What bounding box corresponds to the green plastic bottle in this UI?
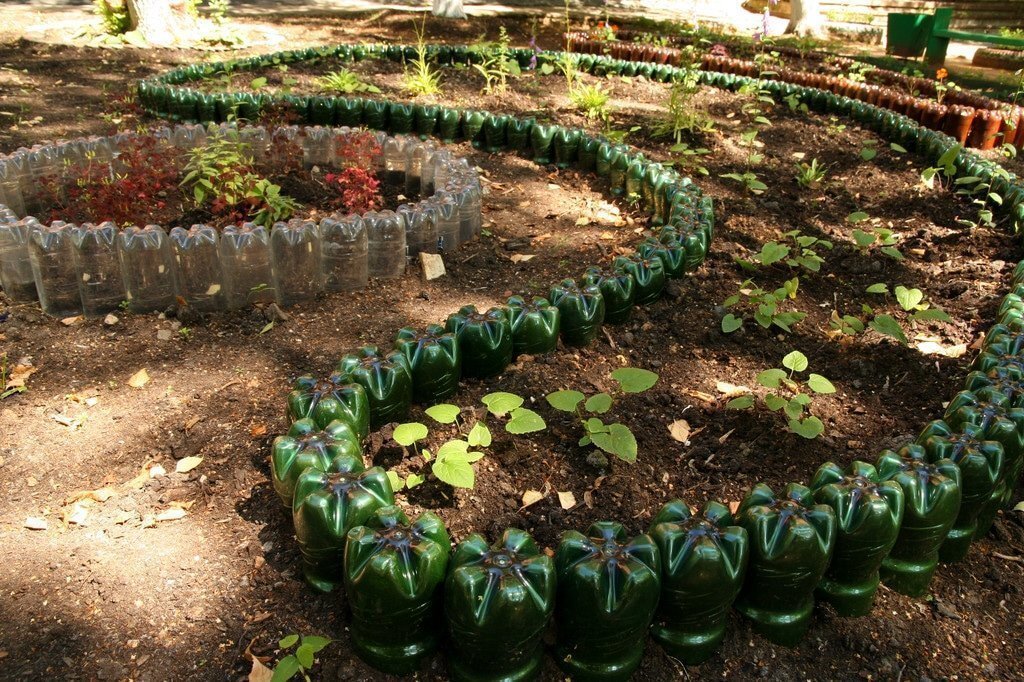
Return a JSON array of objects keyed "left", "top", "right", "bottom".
[
  {"left": 292, "top": 466, "right": 394, "bottom": 592},
  {"left": 482, "top": 113, "right": 509, "bottom": 153},
  {"left": 735, "top": 483, "right": 836, "bottom": 646},
  {"left": 613, "top": 254, "right": 666, "bottom": 306},
  {"left": 414, "top": 104, "right": 440, "bottom": 139},
  {"left": 362, "top": 99, "right": 388, "bottom": 130},
  {"left": 506, "top": 295, "right": 560, "bottom": 356},
  {"left": 549, "top": 278, "right": 606, "bottom": 347},
  {"left": 582, "top": 266, "right": 635, "bottom": 325},
  {"left": 336, "top": 346, "right": 414, "bottom": 429},
  {"left": 506, "top": 117, "right": 534, "bottom": 153},
  {"left": 287, "top": 373, "right": 371, "bottom": 442},
  {"left": 577, "top": 136, "right": 601, "bottom": 172},
  {"left": 553, "top": 127, "right": 582, "bottom": 169},
  {"left": 271, "top": 418, "right": 364, "bottom": 508},
  {"left": 344, "top": 506, "right": 450, "bottom": 674},
  {"left": 918, "top": 420, "right": 1004, "bottom": 562},
  {"left": 387, "top": 102, "right": 415, "bottom": 135},
  {"left": 554, "top": 522, "right": 661, "bottom": 681},
  {"left": 648, "top": 500, "right": 748, "bottom": 664},
  {"left": 875, "top": 445, "right": 961, "bottom": 597},
  {"left": 445, "top": 305, "right": 514, "bottom": 378},
  {"left": 809, "top": 461, "right": 904, "bottom": 617},
  {"left": 963, "top": 366, "right": 1024, "bottom": 409},
  {"left": 462, "top": 109, "right": 487, "bottom": 147},
  {"left": 445, "top": 529, "right": 555, "bottom": 682},
  {"left": 394, "top": 324, "right": 462, "bottom": 404},
  {"left": 530, "top": 123, "right": 556, "bottom": 165},
  {"left": 638, "top": 237, "right": 687, "bottom": 279},
  {"left": 336, "top": 97, "right": 363, "bottom": 126},
  {"left": 609, "top": 153, "right": 629, "bottom": 197},
  {"left": 309, "top": 96, "right": 335, "bottom": 125},
  {"left": 438, "top": 108, "right": 462, "bottom": 142}
]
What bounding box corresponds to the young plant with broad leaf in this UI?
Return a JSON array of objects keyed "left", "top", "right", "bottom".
[
  {"left": 727, "top": 350, "right": 835, "bottom": 439},
  {"left": 545, "top": 368, "right": 658, "bottom": 463},
  {"left": 721, "top": 277, "right": 806, "bottom": 334},
  {"left": 270, "top": 633, "right": 331, "bottom": 682}
]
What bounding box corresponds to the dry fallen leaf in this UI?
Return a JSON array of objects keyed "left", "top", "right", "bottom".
[
  {"left": 175, "top": 456, "right": 203, "bottom": 474},
  {"left": 60, "top": 316, "right": 83, "bottom": 326},
  {"left": 250, "top": 424, "right": 268, "bottom": 438},
  {"left": 718, "top": 428, "right": 735, "bottom": 444},
  {"left": 728, "top": 500, "right": 741, "bottom": 514},
  {"left": 24, "top": 516, "right": 47, "bottom": 530},
  {"left": 558, "top": 491, "right": 576, "bottom": 510},
  {"left": 127, "top": 369, "right": 150, "bottom": 388},
  {"left": 66, "top": 487, "right": 117, "bottom": 504},
  {"left": 155, "top": 507, "right": 187, "bottom": 522},
  {"left": 5, "top": 362, "right": 36, "bottom": 390},
  {"left": 575, "top": 216, "right": 591, "bottom": 226},
  {"left": 668, "top": 419, "right": 691, "bottom": 443},
  {"left": 915, "top": 341, "right": 967, "bottom": 358},
  {"left": 509, "top": 254, "right": 536, "bottom": 263},
  {"left": 716, "top": 381, "right": 751, "bottom": 397},
  {"left": 521, "top": 490, "right": 544, "bottom": 508},
  {"left": 248, "top": 655, "right": 274, "bottom": 682}
]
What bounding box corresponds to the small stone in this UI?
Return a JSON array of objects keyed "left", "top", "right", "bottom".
[
  {"left": 60, "top": 315, "right": 83, "bottom": 326},
  {"left": 420, "top": 252, "right": 446, "bottom": 281},
  {"left": 103, "top": 314, "right": 119, "bottom": 326},
  {"left": 156, "top": 329, "right": 172, "bottom": 341}
]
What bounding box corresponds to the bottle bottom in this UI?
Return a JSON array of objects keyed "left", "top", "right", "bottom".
[
  {"left": 880, "top": 554, "right": 938, "bottom": 598},
  {"left": 815, "top": 572, "right": 880, "bottom": 617},
  {"left": 735, "top": 596, "right": 814, "bottom": 647}
]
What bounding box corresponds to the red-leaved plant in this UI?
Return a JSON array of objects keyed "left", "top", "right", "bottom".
[
  {"left": 326, "top": 131, "right": 383, "bottom": 213},
  {"left": 36, "top": 135, "right": 183, "bottom": 226}
]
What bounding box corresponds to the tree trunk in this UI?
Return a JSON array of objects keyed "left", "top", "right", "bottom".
[
  {"left": 126, "top": 0, "right": 201, "bottom": 46},
  {"left": 786, "top": 0, "right": 826, "bottom": 37},
  {"left": 432, "top": 0, "right": 466, "bottom": 20}
]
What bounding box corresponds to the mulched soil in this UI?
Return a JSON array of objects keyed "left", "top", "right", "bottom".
[{"left": 1, "top": 11, "right": 1023, "bottom": 682}]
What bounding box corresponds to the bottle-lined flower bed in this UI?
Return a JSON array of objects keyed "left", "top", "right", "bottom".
[
  {"left": 565, "top": 31, "right": 1024, "bottom": 151},
  {"left": 0, "top": 123, "right": 482, "bottom": 316}
]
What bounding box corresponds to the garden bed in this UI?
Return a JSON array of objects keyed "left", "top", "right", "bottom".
[{"left": 1, "top": 13, "right": 1024, "bottom": 682}]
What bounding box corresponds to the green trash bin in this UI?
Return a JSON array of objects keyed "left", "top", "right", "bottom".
[{"left": 886, "top": 13, "right": 934, "bottom": 59}]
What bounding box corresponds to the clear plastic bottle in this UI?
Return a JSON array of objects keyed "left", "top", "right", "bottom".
[
  {"left": 365, "top": 210, "right": 407, "bottom": 279},
  {"left": 239, "top": 125, "right": 269, "bottom": 164},
  {"left": 421, "top": 148, "right": 449, "bottom": 198},
  {"left": 405, "top": 140, "right": 435, "bottom": 197},
  {"left": 432, "top": 192, "right": 461, "bottom": 253},
  {"left": 0, "top": 160, "right": 26, "bottom": 217},
  {"left": 397, "top": 203, "right": 438, "bottom": 260},
  {"left": 70, "top": 221, "right": 125, "bottom": 317},
  {"left": 271, "top": 219, "right": 323, "bottom": 305},
  {"left": 29, "top": 220, "right": 81, "bottom": 317},
  {"left": 118, "top": 224, "right": 178, "bottom": 313},
  {"left": 219, "top": 222, "right": 277, "bottom": 309},
  {"left": 320, "top": 213, "right": 368, "bottom": 292},
  {"left": 0, "top": 217, "right": 39, "bottom": 302},
  {"left": 170, "top": 224, "right": 226, "bottom": 311},
  {"left": 456, "top": 184, "right": 483, "bottom": 243},
  {"left": 303, "top": 126, "right": 334, "bottom": 168},
  {"left": 4, "top": 155, "right": 29, "bottom": 217},
  {"left": 384, "top": 136, "right": 407, "bottom": 187}
]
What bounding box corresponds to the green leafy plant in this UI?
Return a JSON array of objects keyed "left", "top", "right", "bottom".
[
  {"left": 727, "top": 350, "right": 835, "bottom": 439},
  {"left": 721, "top": 277, "right": 805, "bottom": 333},
  {"left": 271, "top": 633, "right": 331, "bottom": 682},
  {"left": 668, "top": 142, "right": 711, "bottom": 176},
  {"left": 720, "top": 170, "right": 767, "bottom": 194},
  {"left": 569, "top": 82, "right": 612, "bottom": 122},
  {"left": 794, "top": 158, "right": 826, "bottom": 187},
  {"left": 859, "top": 138, "right": 878, "bottom": 161},
  {"left": 950, "top": 164, "right": 1011, "bottom": 230},
  {"left": 316, "top": 69, "right": 380, "bottom": 94},
  {"left": 403, "top": 17, "right": 443, "bottom": 97},
  {"left": 481, "top": 392, "right": 547, "bottom": 434},
  {"left": 783, "top": 92, "right": 809, "bottom": 114},
  {"left": 92, "top": 0, "right": 130, "bottom": 35},
  {"left": 847, "top": 283, "right": 952, "bottom": 345},
  {"left": 920, "top": 144, "right": 961, "bottom": 189},
  {"left": 657, "top": 63, "right": 712, "bottom": 142},
  {"left": 848, "top": 211, "right": 903, "bottom": 260},
  {"left": 545, "top": 368, "right": 658, "bottom": 463},
  {"left": 471, "top": 26, "right": 521, "bottom": 94},
  {"left": 736, "top": 230, "right": 833, "bottom": 273}
]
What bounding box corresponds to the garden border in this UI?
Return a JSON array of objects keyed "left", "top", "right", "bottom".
[{"left": 134, "top": 42, "right": 1024, "bottom": 678}]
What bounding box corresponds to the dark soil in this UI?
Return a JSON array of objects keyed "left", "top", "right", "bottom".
[{"left": 2, "top": 11, "right": 1024, "bottom": 682}]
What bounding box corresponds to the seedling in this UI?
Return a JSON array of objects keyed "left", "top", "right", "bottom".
[
  {"left": 736, "top": 230, "right": 833, "bottom": 273},
  {"left": 315, "top": 69, "right": 380, "bottom": 95},
  {"left": 545, "top": 368, "right": 658, "bottom": 463},
  {"left": 848, "top": 211, "right": 903, "bottom": 260},
  {"left": 859, "top": 139, "right": 878, "bottom": 161},
  {"left": 719, "top": 170, "right": 767, "bottom": 194},
  {"left": 727, "top": 350, "right": 835, "bottom": 439},
  {"left": 271, "top": 633, "right": 331, "bottom": 682},
  {"left": 721, "top": 277, "right": 806, "bottom": 333},
  {"left": 403, "top": 17, "right": 443, "bottom": 97},
  {"left": 861, "top": 283, "right": 952, "bottom": 344},
  {"left": 668, "top": 142, "right": 711, "bottom": 176},
  {"left": 471, "top": 27, "right": 521, "bottom": 94},
  {"left": 794, "top": 158, "right": 826, "bottom": 187}
]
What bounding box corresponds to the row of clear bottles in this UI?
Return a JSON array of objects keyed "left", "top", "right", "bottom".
[{"left": 0, "top": 126, "right": 482, "bottom": 316}]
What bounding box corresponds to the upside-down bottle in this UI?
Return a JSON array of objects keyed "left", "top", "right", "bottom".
[
  {"left": 271, "top": 219, "right": 323, "bottom": 306},
  {"left": 70, "top": 222, "right": 125, "bottom": 317},
  {"left": 218, "top": 222, "right": 277, "bottom": 309},
  {"left": 0, "top": 216, "right": 39, "bottom": 302},
  {"left": 320, "top": 213, "right": 368, "bottom": 292},
  {"left": 29, "top": 220, "right": 81, "bottom": 317},
  {"left": 364, "top": 210, "right": 406, "bottom": 279},
  {"left": 170, "top": 224, "right": 226, "bottom": 311},
  {"left": 118, "top": 224, "right": 178, "bottom": 313}
]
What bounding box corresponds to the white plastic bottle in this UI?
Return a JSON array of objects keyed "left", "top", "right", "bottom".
[
  {"left": 364, "top": 210, "right": 406, "bottom": 279},
  {"left": 0, "top": 217, "right": 39, "bottom": 302},
  {"left": 29, "top": 220, "right": 81, "bottom": 317},
  {"left": 271, "top": 219, "right": 323, "bottom": 305},
  {"left": 70, "top": 222, "right": 125, "bottom": 317},
  {"left": 219, "top": 222, "right": 278, "bottom": 309},
  {"left": 170, "top": 224, "right": 226, "bottom": 311},
  {"left": 320, "top": 213, "right": 368, "bottom": 292}
]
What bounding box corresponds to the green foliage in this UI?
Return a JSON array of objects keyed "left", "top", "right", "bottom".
[
  {"left": 424, "top": 403, "right": 460, "bottom": 424},
  {"left": 391, "top": 413, "right": 487, "bottom": 490},
  {"left": 721, "top": 277, "right": 805, "bottom": 333},
  {"left": 668, "top": 142, "right": 711, "bottom": 176},
  {"left": 832, "top": 283, "right": 951, "bottom": 345},
  {"left": 316, "top": 69, "right": 380, "bottom": 94},
  {"left": 794, "top": 158, "right": 826, "bottom": 187},
  {"left": 859, "top": 139, "right": 878, "bottom": 161},
  {"left": 545, "top": 368, "right": 659, "bottom": 463},
  {"left": 920, "top": 144, "right": 962, "bottom": 189},
  {"left": 248, "top": 178, "right": 300, "bottom": 228},
  {"left": 569, "top": 83, "right": 612, "bottom": 122},
  {"left": 403, "top": 17, "right": 443, "bottom": 97},
  {"left": 735, "top": 230, "right": 832, "bottom": 273},
  {"left": 720, "top": 170, "right": 767, "bottom": 194},
  {"left": 848, "top": 211, "right": 903, "bottom": 260},
  {"left": 727, "top": 350, "right": 834, "bottom": 439},
  {"left": 92, "top": 0, "right": 130, "bottom": 35},
  {"left": 471, "top": 26, "right": 521, "bottom": 94},
  {"left": 272, "top": 633, "right": 330, "bottom": 682},
  {"left": 657, "top": 63, "right": 712, "bottom": 142}
]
